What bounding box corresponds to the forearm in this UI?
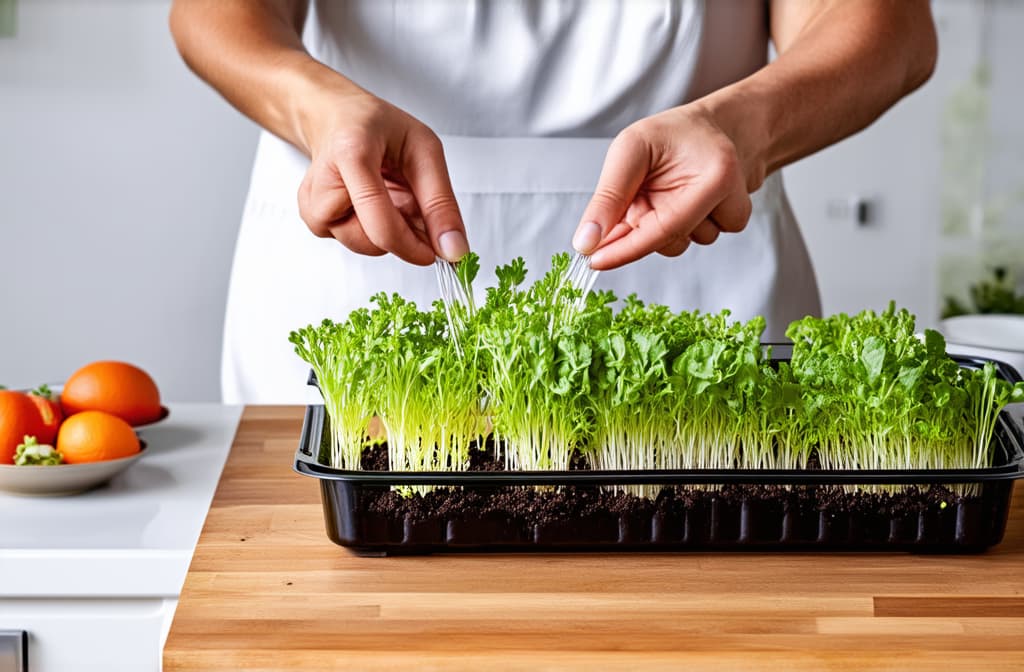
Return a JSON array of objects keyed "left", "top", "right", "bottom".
[
  {"left": 699, "top": 0, "right": 937, "bottom": 191},
  {"left": 169, "top": 0, "right": 357, "bottom": 155}
]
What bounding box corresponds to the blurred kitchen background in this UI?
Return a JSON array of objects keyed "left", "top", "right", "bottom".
[{"left": 1, "top": 0, "right": 1022, "bottom": 401}]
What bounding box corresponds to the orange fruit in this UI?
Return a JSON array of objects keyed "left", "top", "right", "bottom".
[
  {"left": 57, "top": 411, "right": 140, "bottom": 464},
  {"left": 61, "top": 361, "right": 162, "bottom": 426},
  {"left": 0, "top": 390, "right": 49, "bottom": 464}
]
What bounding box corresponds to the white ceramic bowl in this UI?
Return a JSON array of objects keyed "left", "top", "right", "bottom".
[
  {"left": 941, "top": 314, "right": 1024, "bottom": 381},
  {"left": 134, "top": 406, "right": 170, "bottom": 429},
  {"left": 0, "top": 444, "right": 146, "bottom": 496},
  {"left": 941, "top": 314, "right": 1024, "bottom": 352}
]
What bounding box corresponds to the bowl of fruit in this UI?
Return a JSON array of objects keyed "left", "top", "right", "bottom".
[{"left": 0, "top": 361, "right": 165, "bottom": 496}]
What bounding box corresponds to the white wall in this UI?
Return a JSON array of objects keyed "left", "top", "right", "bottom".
[
  {"left": 0, "top": 0, "right": 258, "bottom": 401},
  {"left": 785, "top": 1, "right": 1023, "bottom": 327},
  {"left": 0, "top": 1, "right": 1018, "bottom": 401}
]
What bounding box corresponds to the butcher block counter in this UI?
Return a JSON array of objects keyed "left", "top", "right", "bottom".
[{"left": 164, "top": 406, "right": 1024, "bottom": 671}]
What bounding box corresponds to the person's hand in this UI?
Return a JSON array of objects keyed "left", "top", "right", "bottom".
[
  {"left": 298, "top": 91, "right": 468, "bottom": 265},
  {"left": 572, "top": 104, "right": 758, "bottom": 270}
]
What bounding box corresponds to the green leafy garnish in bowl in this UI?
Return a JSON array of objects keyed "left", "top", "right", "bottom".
[{"left": 14, "top": 436, "right": 64, "bottom": 466}]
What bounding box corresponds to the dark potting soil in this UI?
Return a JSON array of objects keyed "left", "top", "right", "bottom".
[
  {"left": 355, "top": 442, "right": 971, "bottom": 527},
  {"left": 362, "top": 481, "right": 968, "bottom": 524}
]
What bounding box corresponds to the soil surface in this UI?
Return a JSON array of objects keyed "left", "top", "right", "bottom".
[
  {"left": 362, "top": 481, "right": 968, "bottom": 524},
  {"left": 356, "top": 442, "right": 972, "bottom": 528}
]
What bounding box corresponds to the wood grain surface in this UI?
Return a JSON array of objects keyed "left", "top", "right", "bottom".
[{"left": 164, "top": 406, "right": 1024, "bottom": 671}]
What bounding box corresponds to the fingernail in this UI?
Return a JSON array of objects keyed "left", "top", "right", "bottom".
[
  {"left": 572, "top": 221, "right": 602, "bottom": 254},
  {"left": 438, "top": 230, "right": 470, "bottom": 262}
]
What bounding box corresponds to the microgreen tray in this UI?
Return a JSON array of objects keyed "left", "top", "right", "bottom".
[{"left": 295, "top": 354, "right": 1024, "bottom": 555}]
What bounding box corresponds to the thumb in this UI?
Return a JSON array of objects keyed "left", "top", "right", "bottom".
[
  {"left": 573, "top": 130, "right": 650, "bottom": 255},
  {"left": 403, "top": 132, "right": 469, "bottom": 262}
]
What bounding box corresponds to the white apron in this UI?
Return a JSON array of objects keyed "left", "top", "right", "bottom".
[{"left": 222, "top": 0, "right": 821, "bottom": 404}]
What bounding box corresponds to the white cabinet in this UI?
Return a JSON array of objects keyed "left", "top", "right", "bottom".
[
  {"left": 1, "top": 599, "right": 175, "bottom": 672},
  {"left": 0, "top": 405, "right": 242, "bottom": 672}
]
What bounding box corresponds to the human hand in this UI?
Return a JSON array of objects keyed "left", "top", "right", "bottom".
[
  {"left": 298, "top": 91, "right": 468, "bottom": 265},
  {"left": 572, "top": 104, "right": 757, "bottom": 270}
]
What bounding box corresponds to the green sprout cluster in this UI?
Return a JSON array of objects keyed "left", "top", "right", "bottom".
[
  {"left": 291, "top": 292, "right": 483, "bottom": 476},
  {"left": 291, "top": 254, "right": 1024, "bottom": 494},
  {"left": 787, "top": 306, "right": 1023, "bottom": 472},
  {"left": 943, "top": 267, "right": 1024, "bottom": 318}
]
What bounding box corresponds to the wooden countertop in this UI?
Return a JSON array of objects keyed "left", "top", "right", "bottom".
[{"left": 165, "top": 406, "right": 1024, "bottom": 671}]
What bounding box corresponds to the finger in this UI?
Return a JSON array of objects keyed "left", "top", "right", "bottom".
[
  {"left": 299, "top": 162, "right": 355, "bottom": 237},
  {"left": 299, "top": 162, "right": 387, "bottom": 255},
  {"left": 600, "top": 222, "right": 634, "bottom": 248},
  {"left": 657, "top": 235, "right": 691, "bottom": 258},
  {"left": 328, "top": 220, "right": 388, "bottom": 257},
  {"left": 573, "top": 129, "right": 649, "bottom": 254},
  {"left": 406, "top": 213, "right": 430, "bottom": 246},
  {"left": 386, "top": 180, "right": 422, "bottom": 220},
  {"left": 708, "top": 184, "right": 752, "bottom": 233},
  {"left": 403, "top": 132, "right": 469, "bottom": 262},
  {"left": 297, "top": 170, "right": 328, "bottom": 237},
  {"left": 590, "top": 183, "right": 723, "bottom": 270},
  {"left": 339, "top": 149, "right": 435, "bottom": 266},
  {"left": 385, "top": 182, "right": 430, "bottom": 245},
  {"left": 689, "top": 219, "right": 720, "bottom": 246}
]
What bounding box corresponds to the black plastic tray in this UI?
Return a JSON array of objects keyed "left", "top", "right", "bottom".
[{"left": 295, "top": 354, "right": 1024, "bottom": 555}]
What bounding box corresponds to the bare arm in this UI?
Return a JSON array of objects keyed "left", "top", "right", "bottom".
[
  {"left": 574, "top": 0, "right": 937, "bottom": 269},
  {"left": 718, "top": 0, "right": 938, "bottom": 186},
  {"left": 169, "top": 0, "right": 469, "bottom": 265}
]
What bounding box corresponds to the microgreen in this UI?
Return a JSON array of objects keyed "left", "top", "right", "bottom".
[{"left": 292, "top": 261, "right": 1024, "bottom": 499}]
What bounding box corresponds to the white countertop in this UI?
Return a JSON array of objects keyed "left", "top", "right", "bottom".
[{"left": 0, "top": 404, "right": 242, "bottom": 598}]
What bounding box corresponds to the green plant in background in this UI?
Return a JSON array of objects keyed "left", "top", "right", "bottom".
[
  {"left": 0, "top": 0, "right": 15, "bottom": 39},
  {"left": 942, "top": 267, "right": 1024, "bottom": 318},
  {"left": 291, "top": 256, "right": 1024, "bottom": 498},
  {"left": 937, "top": 6, "right": 1024, "bottom": 320}
]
